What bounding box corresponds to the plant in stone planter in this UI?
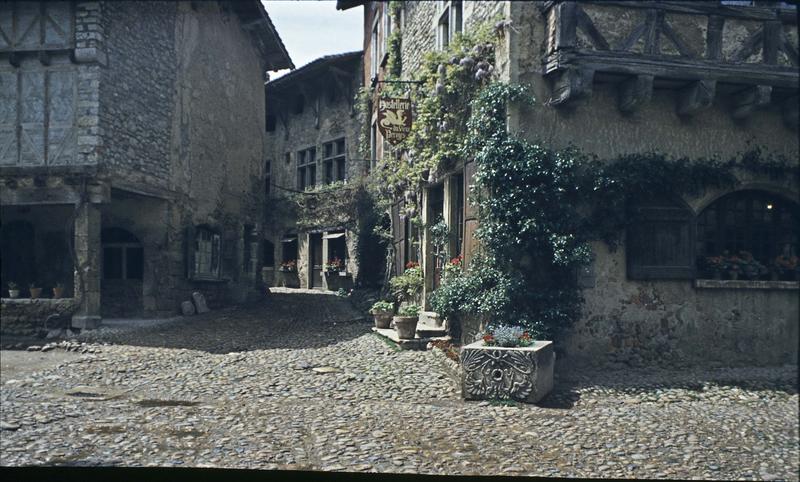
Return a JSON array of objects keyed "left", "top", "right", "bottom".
[
  {"left": 7, "top": 282, "right": 19, "bottom": 299},
  {"left": 28, "top": 282, "right": 42, "bottom": 299},
  {"left": 738, "top": 251, "right": 768, "bottom": 280},
  {"left": 393, "top": 303, "right": 420, "bottom": 339},
  {"left": 481, "top": 324, "right": 535, "bottom": 347},
  {"left": 698, "top": 255, "right": 724, "bottom": 279},
  {"left": 52, "top": 282, "right": 65, "bottom": 299},
  {"left": 370, "top": 300, "right": 395, "bottom": 329},
  {"left": 720, "top": 252, "right": 744, "bottom": 280},
  {"left": 279, "top": 260, "right": 297, "bottom": 273},
  {"left": 324, "top": 257, "right": 344, "bottom": 275}
]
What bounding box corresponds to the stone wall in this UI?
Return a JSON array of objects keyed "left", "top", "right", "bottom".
[
  {"left": 264, "top": 55, "right": 364, "bottom": 287},
  {"left": 99, "top": 1, "right": 176, "bottom": 184},
  {"left": 507, "top": 3, "right": 800, "bottom": 366},
  {"left": 0, "top": 298, "right": 75, "bottom": 336}
]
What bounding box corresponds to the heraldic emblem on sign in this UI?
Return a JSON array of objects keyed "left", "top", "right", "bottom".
[{"left": 378, "top": 97, "right": 412, "bottom": 145}]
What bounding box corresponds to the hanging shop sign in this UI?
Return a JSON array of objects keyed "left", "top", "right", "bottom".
[{"left": 378, "top": 97, "right": 412, "bottom": 145}]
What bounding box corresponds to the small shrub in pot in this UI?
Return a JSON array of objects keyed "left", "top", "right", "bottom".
[
  {"left": 393, "top": 304, "right": 420, "bottom": 339},
  {"left": 370, "top": 300, "right": 395, "bottom": 329}
]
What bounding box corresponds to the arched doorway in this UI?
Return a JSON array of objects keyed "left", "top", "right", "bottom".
[{"left": 101, "top": 227, "right": 144, "bottom": 317}]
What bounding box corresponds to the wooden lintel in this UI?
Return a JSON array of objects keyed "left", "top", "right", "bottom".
[
  {"left": 618, "top": 74, "right": 653, "bottom": 113},
  {"left": 763, "top": 21, "right": 780, "bottom": 65},
  {"left": 554, "top": 2, "right": 578, "bottom": 51},
  {"left": 37, "top": 50, "right": 51, "bottom": 66},
  {"left": 548, "top": 67, "right": 594, "bottom": 107},
  {"left": 677, "top": 79, "right": 716, "bottom": 117},
  {"left": 731, "top": 85, "right": 772, "bottom": 119},
  {"left": 783, "top": 95, "right": 799, "bottom": 129},
  {"left": 706, "top": 16, "right": 724, "bottom": 61}
]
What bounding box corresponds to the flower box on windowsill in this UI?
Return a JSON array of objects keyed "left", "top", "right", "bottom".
[
  {"left": 695, "top": 279, "right": 799, "bottom": 290},
  {"left": 461, "top": 340, "right": 555, "bottom": 404}
]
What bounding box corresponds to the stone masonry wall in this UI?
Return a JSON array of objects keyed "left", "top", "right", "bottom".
[
  {"left": 264, "top": 58, "right": 364, "bottom": 286},
  {"left": 0, "top": 299, "right": 76, "bottom": 337},
  {"left": 508, "top": 3, "right": 800, "bottom": 366},
  {"left": 99, "top": 1, "right": 176, "bottom": 186}
]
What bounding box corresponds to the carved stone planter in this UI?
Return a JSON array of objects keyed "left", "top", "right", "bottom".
[{"left": 461, "top": 340, "right": 555, "bottom": 404}]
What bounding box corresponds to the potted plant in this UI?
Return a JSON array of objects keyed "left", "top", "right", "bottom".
[
  {"left": 52, "top": 282, "right": 65, "bottom": 299},
  {"left": 738, "top": 251, "right": 767, "bottom": 280},
  {"left": 700, "top": 255, "right": 724, "bottom": 279},
  {"left": 279, "top": 260, "right": 297, "bottom": 273},
  {"left": 773, "top": 254, "right": 799, "bottom": 281},
  {"left": 7, "top": 282, "right": 19, "bottom": 299},
  {"left": 29, "top": 282, "right": 42, "bottom": 299},
  {"left": 462, "top": 325, "right": 555, "bottom": 404},
  {"left": 721, "top": 252, "right": 743, "bottom": 280},
  {"left": 324, "top": 257, "right": 343, "bottom": 275},
  {"left": 393, "top": 304, "right": 420, "bottom": 339},
  {"left": 370, "top": 300, "right": 395, "bottom": 329}
]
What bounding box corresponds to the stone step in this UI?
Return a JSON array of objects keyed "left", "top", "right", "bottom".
[
  {"left": 371, "top": 327, "right": 450, "bottom": 351},
  {"left": 416, "top": 322, "right": 447, "bottom": 338},
  {"left": 419, "top": 311, "right": 443, "bottom": 327}
]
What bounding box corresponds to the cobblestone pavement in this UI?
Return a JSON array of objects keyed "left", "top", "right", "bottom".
[{"left": 1, "top": 290, "right": 797, "bottom": 479}]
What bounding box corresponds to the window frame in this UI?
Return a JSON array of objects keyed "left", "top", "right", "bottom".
[
  {"left": 297, "top": 146, "right": 317, "bottom": 190},
  {"left": 322, "top": 137, "right": 347, "bottom": 185},
  {"left": 193, "top": 226, "right": 221, "bottom": 280}
]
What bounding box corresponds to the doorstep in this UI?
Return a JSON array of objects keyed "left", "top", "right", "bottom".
[{"left": 371, "top": 327, "right": 450, "bottom": 350}]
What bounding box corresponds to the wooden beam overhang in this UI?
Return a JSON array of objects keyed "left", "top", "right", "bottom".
[
  {"left": 731, "top": 85, "right": 772, "bottom": 120},
  {"left": 677, "top": 80, "right": 716, "bottom": 117},
  {"left": 617, "top": 74, "right": 654, "bottom": 113}
]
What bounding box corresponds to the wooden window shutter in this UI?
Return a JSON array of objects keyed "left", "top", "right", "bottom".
[
  {"left": 627, "top": 201, "right": 694, "bottom": 280},
  {"left": 184, "top": 225, "right": 196, "bottom": 279},
  {"left": 463, "top": 160, "right": 478, "bottom": 221}
]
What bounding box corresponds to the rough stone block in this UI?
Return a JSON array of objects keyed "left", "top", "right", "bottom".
[
  {"left": 192, "top": 292, "right": 210, "bottom": 314},
  {"left": 461, "top": 340, "right": 556, "bottom": 404},
  {"left": 181, "top": 300, "right": 196, "bottom": 316}
]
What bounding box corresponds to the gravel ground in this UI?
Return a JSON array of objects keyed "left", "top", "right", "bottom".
[{"left": 0, "top": 290, "right": 797, "bottom": 479}]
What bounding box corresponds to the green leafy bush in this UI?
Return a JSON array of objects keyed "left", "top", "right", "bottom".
[
  {"left": 397, "top": 304, "right": 420, "bottom": 317},
  {"left": 370, "top": 300, "right": 395, "bottom": 314},
  {"left": 389, "top": 266, "right": 423, "bottom": 302}
]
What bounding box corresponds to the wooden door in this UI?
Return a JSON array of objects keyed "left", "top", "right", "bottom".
[{"left": 310, "top": 233, "right": 323, "bottom": 288}]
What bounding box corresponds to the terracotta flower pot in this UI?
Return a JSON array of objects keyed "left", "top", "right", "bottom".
[
  {"left": 53, "top": 287, "right": 64, "bottom": 299},
  {"left": 29, "top": 287, "right": 42, "bottom": 299},
  {"left": 372, "top": 312, "right": 392, "bottom": 329},
  {"left": 393, "top": 316, "right": 419, "bottom": 339}
]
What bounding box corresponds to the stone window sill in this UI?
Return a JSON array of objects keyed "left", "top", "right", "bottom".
[
  {"left": 695, "top": 279, "right": 799, "bottom": 290},
  {"left": 1, "top": 298, "right": 75, "bottom": 303},
  {"left": 189, "top": 277, "right": 228, "bottom": 284}
]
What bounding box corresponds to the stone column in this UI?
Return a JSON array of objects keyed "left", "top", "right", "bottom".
[{"left": 72, "top": 202, "right": 102, "bottom": 329}]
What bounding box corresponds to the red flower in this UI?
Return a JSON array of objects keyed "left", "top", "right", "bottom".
[
  {"left": 405, "top": 261, "right": 419, "bottom": 269},
  {"left": 482, "top": 333, "right": 494, "bottom": 343},
  {"left": 450, "top": 255, "right": 463, "bottom": 266}
]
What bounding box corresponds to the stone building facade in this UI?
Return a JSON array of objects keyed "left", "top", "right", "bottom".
[
  {"left": 1, "top": 1, "right": 292, "bottom": 331},
  {"left": 263, "top": 52, "right": 370, "bottom": 291},
  {"left": 342, "top": 0, "right": 799, "bottom": 366}
]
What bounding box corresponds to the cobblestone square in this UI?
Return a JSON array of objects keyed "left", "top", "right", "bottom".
[{"left": 1, "top": 291, "right": 797, "bottom": 479}]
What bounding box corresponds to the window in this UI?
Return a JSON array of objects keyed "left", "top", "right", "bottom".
[
  {"left": 281, "top": 234, "right": 298, "bottom": 263},
  {"left": 101, "top": 228, "right": 143, "bottom": 280},
  {"left": 696, "top": 190, "right": 799, "bottom": 275},
  {"left": 370, "top": 20, "right": 379, "bottom": 79},
  {"left": 297, "top": 147, "right": 316, "bottom": 190},
  {"left": 626, "top": 197, "right": 694, "bottom": 280},
  {"left": 323, "top": 138, "right": 347, "bottom": 184},
  {"left": 265, "top": 160, "right": 272, "bottom": 197},
  {"left": 384, "top": 4, "right": 392, "bottom": 55},
  {"left": 194, "top": 227, "right": 221, "bottom": 279},
  {"left": 437, "top": 1, "right": 462, "bottom": 50}
]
